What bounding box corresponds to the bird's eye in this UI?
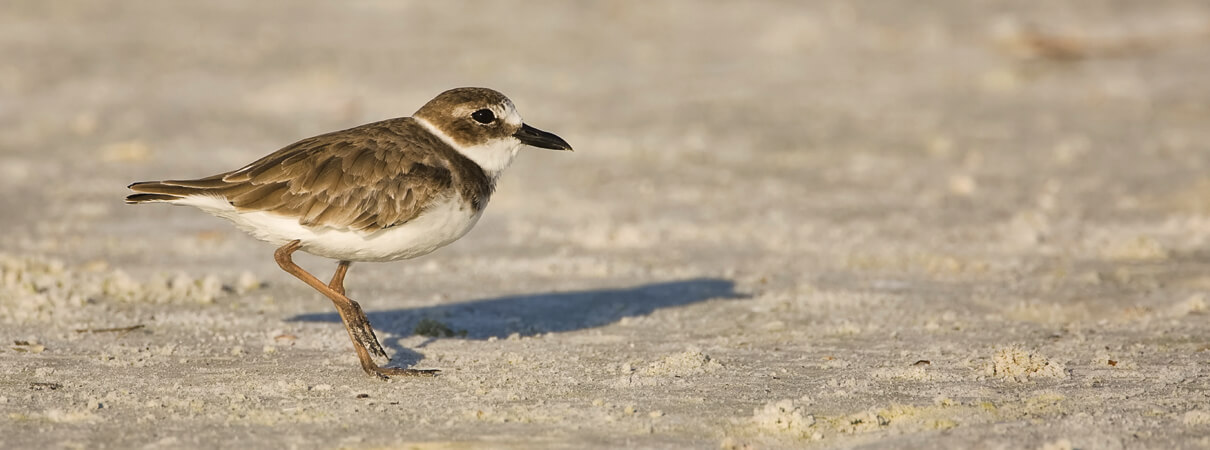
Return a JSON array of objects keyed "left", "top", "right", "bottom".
[{"left": 471, "top": 109, "right": 495, "bottom": 124}]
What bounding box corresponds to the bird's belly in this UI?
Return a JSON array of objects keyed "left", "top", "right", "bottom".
[
  {"left": 303, "top": 198, "right": 484, "bottom": 262},
  {"left": 189, "top": 195, "right": 485, "bottom": 262}
]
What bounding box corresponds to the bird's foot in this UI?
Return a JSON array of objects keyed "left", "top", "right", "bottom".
[
  {"left": 372, "top": 367, "right": 441, "bottom": 380},
  {"left": 358, "top": 357, "right": 440, "bottom": 380}
]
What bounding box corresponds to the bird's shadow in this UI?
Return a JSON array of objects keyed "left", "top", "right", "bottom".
[{"left": 289, "top": 278, "right": 744, "bottom": 368}]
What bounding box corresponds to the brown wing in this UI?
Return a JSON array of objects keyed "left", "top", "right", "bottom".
[{"left": 129, "top": 118, "right": 454, "bottom": 232}]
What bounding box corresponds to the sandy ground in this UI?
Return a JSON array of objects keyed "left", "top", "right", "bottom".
[{"left": 3, "top": 1, "right": 1210, "bottom": 448}]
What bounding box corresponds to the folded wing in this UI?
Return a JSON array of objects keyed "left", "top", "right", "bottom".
[{"left": 127, "top": 118, "right": 453, "bottom": 233}]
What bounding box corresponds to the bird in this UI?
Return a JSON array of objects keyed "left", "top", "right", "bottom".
[{"left": 126, "top": 87, "right": 572, "bottom": 379}]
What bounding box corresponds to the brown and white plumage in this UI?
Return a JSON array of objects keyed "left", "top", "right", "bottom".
[
  {"left": 130, "top": 117, "right": 480, "bottom": 231},
  {"left": 127, "top": 87, "right": 572, "bottom": 262}
]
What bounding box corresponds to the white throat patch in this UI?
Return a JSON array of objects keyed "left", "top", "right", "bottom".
[{"left": 415, "top": 117, "right": 522, "bottom": 178}]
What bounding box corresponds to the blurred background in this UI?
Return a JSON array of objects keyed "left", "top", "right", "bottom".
[
  {"left": 4, "top": 0, "right": 1210, "bottom": 263},
  {"left": 2, "top": 1, "right": 1210, "bottom": 448},
  {"left": 4, "top": 1, "right": 1209, "bottom": 270}
]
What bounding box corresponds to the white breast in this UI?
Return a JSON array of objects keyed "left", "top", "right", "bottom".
[{"left": 177, "top": 194, "right": 484, "bottom": 262}]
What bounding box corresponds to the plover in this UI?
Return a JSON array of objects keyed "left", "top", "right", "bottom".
[{"left": 126, "top": 87, "right": 572, "bottom": 379}]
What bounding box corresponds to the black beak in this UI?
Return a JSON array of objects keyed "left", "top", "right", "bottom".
[{"left": 515, "top": 123, "right": 573, "bottom": 151}]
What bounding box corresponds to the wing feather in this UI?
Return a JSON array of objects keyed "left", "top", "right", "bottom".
[{"left": 128, "top": 118, "right": 457, "bottom": 232}]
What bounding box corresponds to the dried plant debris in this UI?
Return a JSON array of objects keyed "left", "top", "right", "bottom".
[
  {"left": 413, "top": 318, "right": 467, "bottom": 338},
  {"left": 992, "top": 18, "right": 1210, "bottom": 61}
]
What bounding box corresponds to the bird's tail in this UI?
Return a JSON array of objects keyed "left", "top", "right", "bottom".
[{"left": 126, "top": 175, "right": 228, "bottom": 204}]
